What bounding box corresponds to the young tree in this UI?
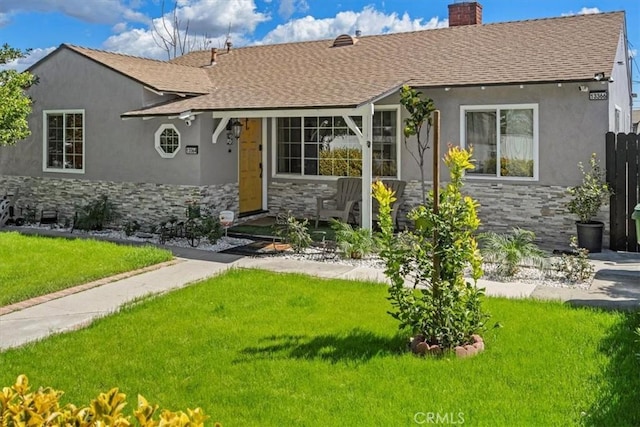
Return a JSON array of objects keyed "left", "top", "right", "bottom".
[
  {"left": 0, "top": 44, "right": 36, "bottom": 146},
  {"left": 399, "top": 85, "right": 435, "bottom": 205}
]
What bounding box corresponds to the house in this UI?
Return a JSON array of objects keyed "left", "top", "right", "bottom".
[{"left": 0, "top": 2, "right": 633, "bottom": 248}]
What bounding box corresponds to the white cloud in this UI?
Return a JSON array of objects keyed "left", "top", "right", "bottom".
[
  {"left": 561, "top": 7, "right": 602, "bottom": 17},
  {"left": 103, "top": 19, "right": 251, "bottom": 60},
  {"left": 0, "top": 0, "right": 148, "bottom": 25},
  {"left": 0, "top": 12, "right": 8, "bottom": 26},
  {"left": 103, "top": 0, "right": 268, "bottom": 59},
  {"left": 112, "top": 22, "right": 128, "bottom": 33},
  {"left": 169, "top": 0, "right": 269, "bottom": 35},
  {"left": 1, "top": 46, "right": 57, "bottom": 71},
  {"left": 103, "top": 27, "right": 168, "bottom": 59},
  {"left": 258, "top": 6, "right": 447, "bottom": 45},
  {"left": 278, "top": 0, "right": 309, "bottom": 19}
]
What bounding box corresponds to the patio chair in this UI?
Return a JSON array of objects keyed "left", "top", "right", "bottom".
[
  {"left": 315, "top": 177, "right": 362, "bottom": 228},
  {"left": 371, "top": 179, "right": 406, "bottom": 230}
]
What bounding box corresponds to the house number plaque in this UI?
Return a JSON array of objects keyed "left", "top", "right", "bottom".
[
  {"left": 588, "top": 90, "right": 607, "bottom": 101},
  {"left": 185, "top": 145, "right": 199, "bottom": 155}
]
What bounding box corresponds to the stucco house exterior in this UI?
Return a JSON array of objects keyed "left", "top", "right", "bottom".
[{"left": 0, "top": 2, "right": 633, "bottom": 248}]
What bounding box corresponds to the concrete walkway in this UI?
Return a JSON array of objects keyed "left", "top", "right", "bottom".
[{"left": 1, "top": 243, "right": 639, "bottom": 351}]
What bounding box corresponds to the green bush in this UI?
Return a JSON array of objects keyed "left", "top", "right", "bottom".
[
  {"left": 123, "top": 220, "right": 141, "bottom": 237},
  {"left": 567, "top": 153, "right": 612, "bottom": 223},
  {"left": 482, "top": 157, "right": 534, "bottom": 177},
  {"left": 275, "top": 212, "right": 312, "bottom": 253},
  {"left": 74, "top": 195, "right": 119, "bottom": 231},
  {"left": 330, "top": 219, "right": 376, "bottom": 259},
  {"left": 373, "top": 145, "right": 488, "bottom": 350},
  {"left": 0, "top": 375, "right": 214, "bottom": 426},
  {"left": 319, "top": 147, "right": 362, "bottom": 176},
  {"left": 479, "top": 228, "right": 547, "bottom": 277},
  {"left": 553, "top": 237, "right": 594, "bottom": 283}
]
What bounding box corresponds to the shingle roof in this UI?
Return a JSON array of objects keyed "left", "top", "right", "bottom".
[
  {"left": 63, "top": 45, "right": 212, "bottom": 94},
  {"left": 119, "top": 11, "right": 625, "bottom": 116}
]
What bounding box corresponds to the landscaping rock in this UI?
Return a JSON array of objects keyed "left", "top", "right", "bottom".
[
  {"left": 415, "top": 342, "right": 429, "bottom": 355},
  {"left": 409, "top": 335, "right": 425, "bottom": 353},
  {"left": 473, "top": 341, "right": 485, "bottom": 351},
  {"left": 454, "top": 346, "right": 467, "bottom": 357},
  {"left": 472, "top": 334, "right": 483, "bottom": 343},
  {"left": 427, "top": 344, "right": 442, "bottom": 356},
  {"left": 464, "top": 345, "right": 477, "bottom": 356}
]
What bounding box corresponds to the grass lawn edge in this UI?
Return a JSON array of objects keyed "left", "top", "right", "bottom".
[{"left": 0, "top": 258, "right": 179, "bottom": 316}]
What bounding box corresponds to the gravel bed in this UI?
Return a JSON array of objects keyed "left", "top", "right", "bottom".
[
  {"left": 15, "top": 225, "right": 591, "bottom": 289},
  {"left": 15, "top": 225, "right": 253, "bottom": 253},
  {"left": 270, "top": 247, "right": 591, "bottom": 289}
]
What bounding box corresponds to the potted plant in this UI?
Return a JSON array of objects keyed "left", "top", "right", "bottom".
[{"left": 566, "top": 153, "right": 612, "bottom": 253}]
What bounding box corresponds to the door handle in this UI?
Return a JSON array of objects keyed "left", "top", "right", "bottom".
[{"left": 259, "top": 162, "right": 263, "bottom": 178}]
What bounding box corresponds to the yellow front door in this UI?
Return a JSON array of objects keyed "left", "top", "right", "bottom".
[{"left": 239, "top": 118, "right": 263, "bottom": 214}]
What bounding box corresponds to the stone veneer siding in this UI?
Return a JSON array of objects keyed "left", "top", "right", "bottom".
[
  {"left": 0, "top": 175, "right": 238, "bottom": 229},
  {"left": 269, "top": 180, "right": 610, "bottom": 250}
]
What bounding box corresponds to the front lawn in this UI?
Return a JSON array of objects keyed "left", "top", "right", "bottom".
[
  {"left": 0, "top": 232, "right": 173, "bottom": 306},
  {"left": 1, "top": 269, "right": 638, "bottom": 426}
]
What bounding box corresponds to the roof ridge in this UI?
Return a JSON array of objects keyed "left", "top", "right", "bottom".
[
  {"left": 181, "top": 10, "right": 624, "bottom": 56},
  {"left": 479, "top": 10, "right": 624, "bottom": 27},
  {"left": 63, "top": 43, "right": 178, "bottom": 66}
]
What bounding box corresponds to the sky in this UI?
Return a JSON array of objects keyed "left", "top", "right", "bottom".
[{"left": 1, "top": 0, "right": 639, "bottom": 107}]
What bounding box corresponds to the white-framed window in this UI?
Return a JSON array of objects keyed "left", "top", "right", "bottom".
[
  {"left": 461, "top": 103, "right": 538, "bottom": 180},
  {"left": 154, "top": 124, "right": 181, "bottom": 158},
  {"left": 42, "top": 109, "right": 85, "bottom": 173},
  {"left": 273, "top": 107, "right": 400, "bottom": 178}
]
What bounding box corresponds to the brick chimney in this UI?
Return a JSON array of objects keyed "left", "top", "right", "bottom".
[{"left": 448, "top": 2, "right": 482, "bottom": 27}]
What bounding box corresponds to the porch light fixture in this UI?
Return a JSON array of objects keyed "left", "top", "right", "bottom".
[
  {"left": 578, "top": 85, "right": 589, "bottom": 92},
  {"left": 226, "top": 119, "right": 243, "bottom": 145},
  {"left": 593, "top": 72, "right": 605, "bottom": 81}
]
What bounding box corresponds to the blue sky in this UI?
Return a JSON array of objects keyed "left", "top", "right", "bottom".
[{"left": 1, "top": 0, "right": 639, "bottom": 106}]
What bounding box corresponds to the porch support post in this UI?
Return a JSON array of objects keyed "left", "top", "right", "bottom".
[
  {"left": 343, "top": 102, "right": 374, "bottom": 230},
  {"left": 211, "top": 115, "right": 232, "bottom": 144}
]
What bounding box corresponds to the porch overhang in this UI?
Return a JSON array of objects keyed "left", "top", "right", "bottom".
[{"left": 210, "top": 104, "right": 376, "bottom": 230}]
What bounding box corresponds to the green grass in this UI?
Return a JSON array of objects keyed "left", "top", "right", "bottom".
[
  {"left": 1, "top": 269, "right": 639, "bottom": 426},
  {"left": 0, "top": 232, "right": 173, "bottom": 306},
  {"left": 230, "top": 220, "right": 336, "bottom": 241}
]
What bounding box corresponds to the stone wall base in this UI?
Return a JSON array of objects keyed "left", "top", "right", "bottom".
[
  {"left": 1, "top": 175, "right": 610, "bottom": 251},
  {"left": 0, "top": 175, "right": 238, "bottom": 229},
  {"left": 268, "top": 180, "right": 610, "bottom": 250}
]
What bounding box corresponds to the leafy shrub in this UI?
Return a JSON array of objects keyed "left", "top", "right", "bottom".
[
  {"left": 319, "top": 147, "right": 362, "bottom": 176},
  {"left": 22, "top": 206, "right": 37, "bottom": 225},
  {"left": 0, "top": 375, "right": 214, "bottom": 426},
  {"left": 275, "top": 212, "right": 312, "bottom": 253},
  {"left": 374, "top": 145, "right": 488, "bottom": 350},
  {"left": 123, "top": 220, "right": 141, "bottom": 237},
  {"left": 483, "top": 157, "right": 534, "bottom": 177},
  {"left": 567, "top": 153, "right": 612, "bottom": 223},
  {"left": 330, "top": 219, "right": 376, "bottom": 259},
  {"left": 74, "top": 195, "right": 119, "bottom": 231},
  {"left": 553, "top": 237, "right": 594, "bottom": 283},
  {"left": 479, "top": 228, "right": 547, "bottom": 277},
  {"left": 318, "top": 149, "right": 395, "bottom": 177},
  {"left": 184, "top": 202, "right": 224, "bottom": 246}
]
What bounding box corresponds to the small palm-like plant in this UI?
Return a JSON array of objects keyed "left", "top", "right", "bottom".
[
  {"left": 479, "top": 228, "right": 547, "bottom": 277},
  {"left": 330, "top": 219, "right": 376, "bottom": 259},
  {"left": 275, "top": 212, "right": 312, "bottom": 253}
]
